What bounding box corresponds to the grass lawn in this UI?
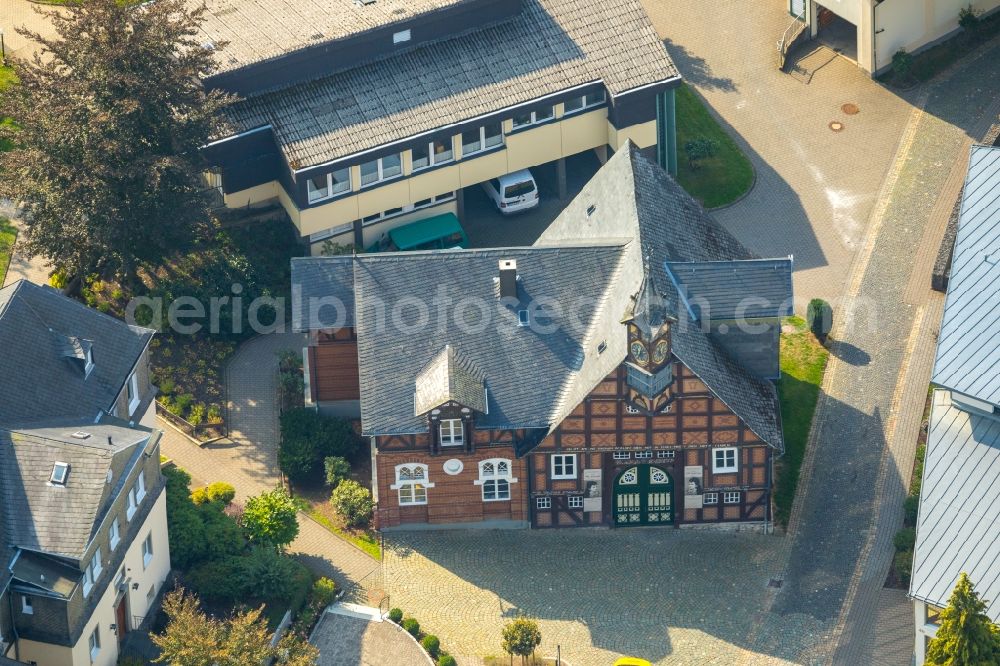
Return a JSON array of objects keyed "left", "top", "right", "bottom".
[
  {"left": 0, "top": 62, "right": 16, "bottom": 152},
  {"left": 0, "top": 217, "right": 16, "bottom": 286},
  {"left": 774, "top": 315, "right": 830, "bottom": 526},
  {"left": 674, "top": 83, "right": 754, "bottom": 209}
]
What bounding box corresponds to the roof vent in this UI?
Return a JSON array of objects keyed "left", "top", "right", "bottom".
[
  {"left": 499, "top": 259, "right": 518, "bottom": 299},
  {"left": 587, "top": 204, "right": 597, "bottom": 216},
  {"left": 393, "top": 29, "right": 411, "bottom": 44},
  {"left": 597, "top": 340, "right": 607, "bottom": 354},
  {"left": 50, "top": 461, "right": 69, "bottom": 485},
  {"left": 71, "top": 431, "right": 91, "bottom": 440}
]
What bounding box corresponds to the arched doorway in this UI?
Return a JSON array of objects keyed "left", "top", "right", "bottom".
[{"left": 613, "top": 465, "right": 673, "bottom": 526}]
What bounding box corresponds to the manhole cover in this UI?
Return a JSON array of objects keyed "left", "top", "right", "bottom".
[
  {"left": 829, "top": 121, "right": 844, "bottom": 132},
  {"left": 841, "top": 102, "right": 860, "bottom": 115},
  {"left": 768, "top": 578, "right": 784, "bottom": 589}
]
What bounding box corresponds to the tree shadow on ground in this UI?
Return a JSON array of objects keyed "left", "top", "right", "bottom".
[{"left": 663, "top": 37, "right": 737, "bottom": 92}]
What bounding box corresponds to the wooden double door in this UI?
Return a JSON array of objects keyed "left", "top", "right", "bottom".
[{"left": 613, "top": 464, "right": 674, "bottom": 526}]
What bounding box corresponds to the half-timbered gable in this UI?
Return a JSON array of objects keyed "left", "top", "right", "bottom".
[{"left": 291, "top": 144, "right": 791, "bottom": 531}]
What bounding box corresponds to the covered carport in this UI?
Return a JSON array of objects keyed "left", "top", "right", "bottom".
[{"left": 810, "top": 0, "right": 860, "bottom": 61}]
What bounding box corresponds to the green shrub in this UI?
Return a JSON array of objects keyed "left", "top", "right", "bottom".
[
  {"left": 904, "top": 494, "right": 920, "bottom": 527},
  {"left": 163, "top": 466, "right": 245, "bottom": 570},
  {"left": 198, "top": 502, "right": 246, "bottom": 561},
  {"left": 48, "top": 269, "right": 69, "bottom": 289},
  {"left": 158, "top": 377, "right": 176, "bottom": 395},
  {"left": 243, "top": 487, "right": 299, "bottom": 549},
  {"left": 403, "top": 617, "right": 420, "bottom": 637},
  {"left": 892, "top": 49, "right": 913, "bottom": 79},
  {"left": 279, "top": 408, "right": 361, "bottom": 483},
  {"left": 959, "top": 5, "right": 981, "bottom": 33},
  {"left": 312, "top": 577, "right": 337, "bottom": 608},
  {"left": 206, "top": 481, "right": 236, "bottom": 505},
  {"left": 388, "top": 608, "right": 403, "bottom": 624},
  {"left": 207, "top": 404, "right": 223, "bottom": 423},
  {"left": 806, "top": 298, "right": 833, "bottom": 343},
  {"left": 421, "top": 635, "right": 440, "bottom": 658},
  {"left": 188, "top": 402, "right": 206, "bottom": 426},
  {"left": 894, "top": 549, "right": 913, "bottom": 585},
  {"left": 324, "top": 456, "right": 351, "bottom": 488},
  {"left": 438, "top": 656, "right": 457, "bottom": 666},
  {"left": 683, "top": 137, "right": 718, "bottom": 170},
  {"left": 331, "top": 480, "right": 374, "bottom": 528},
  {"left": 190, "top": 487, "right": 209, "bottom": 504},
  {"left": 893, "top": 527, "right": 916, "bottom": 553},
  {"left": 174, "top": 393, "right": 194, "bottom": 417}
]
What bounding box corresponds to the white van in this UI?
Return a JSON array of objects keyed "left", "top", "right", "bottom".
[{"left": 481, "top": 169, "right": 539, "bottom": 214}]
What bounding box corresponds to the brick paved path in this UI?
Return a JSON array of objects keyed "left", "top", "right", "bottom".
[
  {"left": 310, "top": 608, "right": 433, "bottom": 666},
  {"left": 159, "top": 332, "right": 381, "bottom": 597}
]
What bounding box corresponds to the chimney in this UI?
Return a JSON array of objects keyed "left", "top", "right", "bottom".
[{"left": 498, "top": 260, "right": 518, "bottom": 299}]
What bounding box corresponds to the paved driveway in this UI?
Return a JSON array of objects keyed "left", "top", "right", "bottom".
[{"left": 0, "top": 0, "right": 63, "bottom": 59}]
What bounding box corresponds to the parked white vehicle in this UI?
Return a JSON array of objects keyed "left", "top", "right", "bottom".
[{"left": 481, "top": 169, "right": 539, "bottom": 214}]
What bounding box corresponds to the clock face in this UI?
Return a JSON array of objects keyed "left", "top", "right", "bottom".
[
  {"left": 652, "top": 339, "right": 669, "bottom": 365},
  {"left": 630, "top": 340, "right": 649, "bottom": 365}
]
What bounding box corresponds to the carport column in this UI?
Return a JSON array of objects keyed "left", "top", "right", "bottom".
[
  {"left": 556, "top": 157, "right": 567, "bottom": 200},
  {"left": 655, "top": 88, "right": 678, "bottom": 177},
  {"left": 456, "top": 188, "right": 466, "bottom": 221},
  {"left": 352, "top": 220, "right": 364, "bottom": 249}
]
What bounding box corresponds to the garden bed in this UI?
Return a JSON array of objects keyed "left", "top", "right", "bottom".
[
  {"left": 774, "top": 315, "right": 830, "bottom": 527},
  {"left": 294, "top": 462, "right": 381, "bottom": 561}
]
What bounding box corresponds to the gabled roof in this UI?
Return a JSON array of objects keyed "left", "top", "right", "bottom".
[
  {"left": 292, "top": 145, "right": 784, "bottom": 450},
  {"left": 223, "top": 0, "right": 679, "bottom": 168},
  {"left": 0, "top": 419, "right": 153, "bottom": 560},
  {"left": 910, "top": 390, "right": 1000, "bottom": 620},
  {"left": 665, "top": 259, "right": 794, "bottom": 321},
  {"left": 414, "top": 345, "right": 487, "bottom": 416},
  {"left": 933, "top": 145, "right": 1000, "bottom": 406},
  {"left": 0, "top": 280, "right": 155, "bottom": 424}
]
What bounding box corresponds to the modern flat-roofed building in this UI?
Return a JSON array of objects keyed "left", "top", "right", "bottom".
[{"left": 200, "top": 0, "right": 681, "bottom": 254}]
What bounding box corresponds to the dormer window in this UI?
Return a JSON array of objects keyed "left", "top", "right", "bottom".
[
  {"left": 50, "top": 461, "right": 69, "bottom": 485},
  {"left": 440, "top": 419, "right": 464, "bottom": 446},
  {"left": 84, "top": 348, "right": 95, "bottom": 377},
  {"left": 126, "top": 371, "right": 140, "bottom": 415}
]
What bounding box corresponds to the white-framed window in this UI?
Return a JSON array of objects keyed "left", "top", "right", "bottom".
[
  {"left": 126, "top": 486, "right": 138, "bottom": 520},
  {"left": 563, "top": 89, "right": 606, "bottom": 114},
  {"left": 21, "top": 595, "right": 33, "bottom": 615},
  {"left": 704, "top": 492, "right": 719, "bottom": 505},
  {"left": 146, "top": 584, "right": 156, "bottom": 607},
  {"left": 307, "top": 167, "right": 351, "bottom": 203},
  {"left": 535, "top": 496, "right": 551, "bottom": 509},
  {"left": 657, "top": 450, "right": 676, "bottom": 460},
  {"left": 142, "top": 533, "right": 154, "bottom": 568},
  {"left": 439, "top": 419, "right": 464, "bottom": 447},
  {"left": 359, "top": 153, "right": 402, "bottom": 186},
  {"left": 309, "top": 221, "right": 354, "bottom": 243},
  {"left": 612, "top": 451, "right": 630, "bottom": 460},
  {"left": 512, "top": 105, "right": 554, "bottom": 129},
  {"left": 84, "top": 347, "right": 95, "bottom": 377},
  {"left": 567, "top": 495, "right": 583, "bottom": 509},
  {"left": 712, "top": 447, "right": 738, "bottom": 474},
  {"left": 391, "top": 464, "right": 433, "bottom": 505},
  {"left": 360, "top": 192, "right": 455, "bottom": 228},
  {"left": 109, "top": 518, "right": 120, "bottom": 550},
  {"left": 724, "top": 491, "right": 741, "bottom": 504},
  {"left": 135, "top": 471, "right": 146, "bottom": 502},
  {"left": 476, "top": 458, "right": 517, "bottom": 502},
  {"left": 83, "top": 547, "right": 102, "bottom": 597},
  {"left": 50, "top": 461, "right": 70, "bottom": 485},
  {"left": 634, "top": 451, "right": 653, "bottom": 459},
  {"left": 393, "top": 28, "right": 411, "bottom": 43},
  {"left": 88, "top": 626, "right": 101, "bottom": 662},
  {"left": 461, "top": 122, "right": 503, "bottom": 156},
  {"left": 412, "top": 138, "right": 453, "bottom": 170},
  {"left": 550, "top": 454, "right": 577, "bottom": 480},
  {"left": 126, "top": 372, "right": 141, "bottom": 415}
]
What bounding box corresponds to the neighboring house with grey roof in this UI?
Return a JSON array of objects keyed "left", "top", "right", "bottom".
[
  {"left": 200, "top": 0, "right": 682, "bottom": 255},
  {"left": 292, "top": 144, "right": 790, "bottom": 531},
  {"left": 0, "top": 282, "right": 170, "bottom": 666},
  {"left": 911, "top": 144, "right": 1000, "bottom": 664}
]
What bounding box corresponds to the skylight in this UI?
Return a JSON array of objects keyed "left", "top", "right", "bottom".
[{"left": 51, "top": 462, "right": 70, "bottom": 485}]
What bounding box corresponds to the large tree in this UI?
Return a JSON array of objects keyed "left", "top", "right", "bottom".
[
  {"left": 926, "top": 573, "right": 1000, "bottom": 665},
  {"left": 153, "top": 588, "right": 318, "bottom": 666},
  {"left": 242, "top": 487, "right": 300, "bottom": 550},
  {"left": 0, "top": 0, "right": 232, "bottom": 284}
]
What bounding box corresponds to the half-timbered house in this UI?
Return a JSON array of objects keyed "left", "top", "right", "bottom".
[{"left": 291, "top": 142, "right": 791, "bottom": 531}]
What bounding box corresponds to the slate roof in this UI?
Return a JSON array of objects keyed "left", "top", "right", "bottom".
[
  {"left": 910, "top": 390, "right": 1000, "bottom": 621},
  {"left": 0, "top": 280, "right": 155, "bottom": 424},
  {"left": 222, "top": 0, "right": 679, "bottom": 168},
  {"left": 198, "top": 0, "right": 466, "bottom": 74},
  {"left": 414, "top": 345, "right": 487, "bottom": 416},
  {"left": 933, "top": 145, "right": 1000, "bottom": 405},
  {"left": 665, "top": 259, "right": 795, "bottom": 321},
  {"left": 0, "top": 420, "right": 153, "bottom": 560},
  {"left": 293, "top": 145, "right": 784, "bottom": 450}
]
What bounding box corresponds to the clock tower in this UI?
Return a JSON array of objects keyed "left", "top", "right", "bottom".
[{"left": 623, "top": 257, "right": 676, "bottom": 413}]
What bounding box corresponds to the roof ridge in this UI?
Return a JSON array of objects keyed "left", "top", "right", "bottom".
[{"left": 2, "top": 426, "right": 146, "bottom": 455}]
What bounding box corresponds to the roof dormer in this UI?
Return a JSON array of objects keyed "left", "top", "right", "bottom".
[{"left": 55, "top": 334, "right": 96, "bottom": 378}]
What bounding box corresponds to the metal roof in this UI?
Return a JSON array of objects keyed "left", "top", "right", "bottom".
[
  {"left": 933, "top": 145, "right": 1000, "bottom": 405},
  {"left": 910, "top": 390, "right": 1000, "bottom": 620}
]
